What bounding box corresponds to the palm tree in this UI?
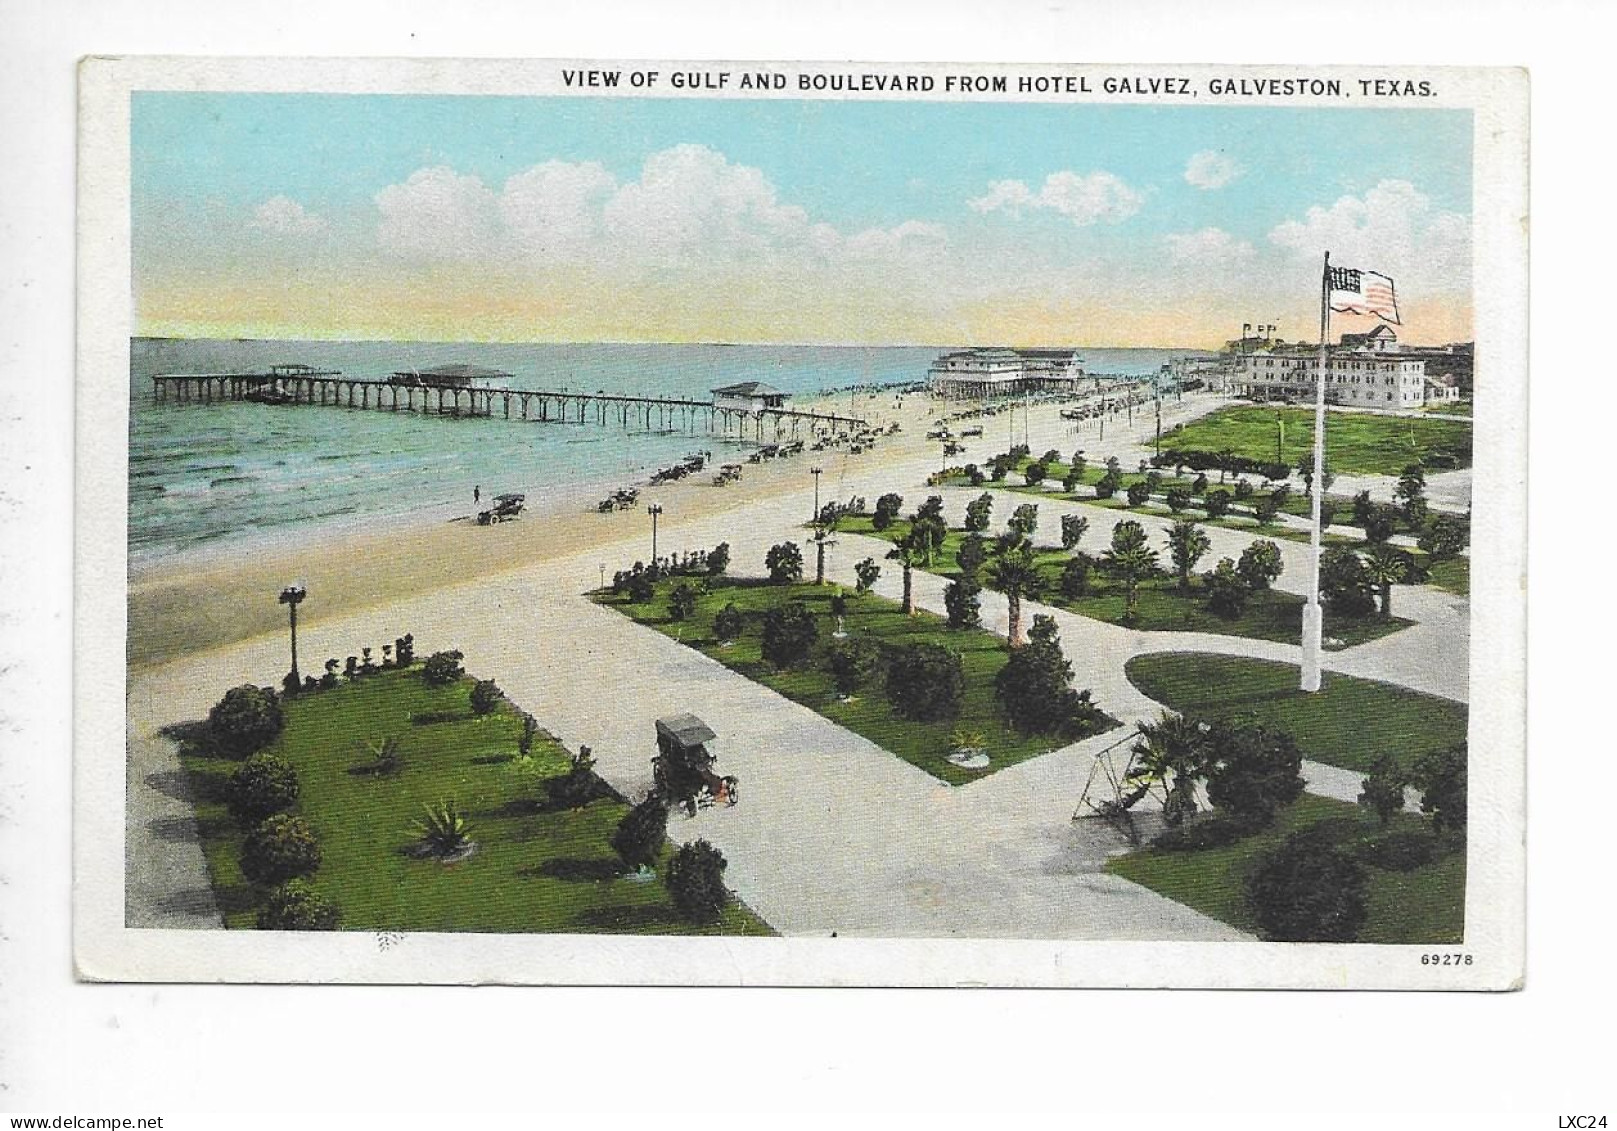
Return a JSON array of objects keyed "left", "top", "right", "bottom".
[
  {"left": 886, "top": 529, "right": 929, "bottom": 615},
  {"left": 1130, "top": 711, "right": 1211, "bottom": 826},
  {"left": 1165, "top": 519, "right": 1212, "bottom": 592},
  {"left": 986, "top": 539, "right": 1043, "bottom": 647},
  {"left": 813, "top": 509, "right": 842, "bottom": 585},
  {"left": 1103, "top": 519, "right": 1160, "bottom": 623},
  {"left": 1362, "top": 542, "right": 1411, "bottom": 617}
]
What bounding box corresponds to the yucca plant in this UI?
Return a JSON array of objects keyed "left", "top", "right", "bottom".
[
  {"left": 413, "top": 799, "right": 474, "bottom": 857},
  {"left": 950, "top": 727, "right": 986, "bottom": 753},
  {"left": 362, "top": 735, "right": 404, "bottom": 775}
]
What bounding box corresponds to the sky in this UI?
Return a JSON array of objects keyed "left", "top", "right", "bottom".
[{"left": 132, "top": 92, "right": 1474, "bottom": 347}]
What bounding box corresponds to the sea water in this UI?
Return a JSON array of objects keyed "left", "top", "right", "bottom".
[{"left": 128, "top": 338, "right": 1190, "bottom": 565}]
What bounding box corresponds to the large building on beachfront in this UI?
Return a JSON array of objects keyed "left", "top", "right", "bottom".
[
  {"left": 1232, "top": 328, "right": 1461, "bottom": 408},
  {"left": 927, "top": 347, "right": 1085, "bottom": 399}
]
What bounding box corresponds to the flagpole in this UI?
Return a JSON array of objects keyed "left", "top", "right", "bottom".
[{"left": 1301, "top": 252, "right": 1330, "bottom": 692}]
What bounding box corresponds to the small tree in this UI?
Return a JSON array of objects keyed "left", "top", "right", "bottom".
[
  {"left": 667, "top": 840, "right": 730, "bottom": 924},
  {"left": 612, "top": 794, "right": 669, "bottom": 872},
  {"left": 1060, "top": 513, "right": 1089, "bottom": 550},
  {"left": 1165, "top": 486, "right": 1191, "bottom": 513},
  {"left": 943, "top": 575, "right": 982, "bottom": 630},
  {"left": 1298, "top": 451, "right": 1335, "bottom": 498},
  {"left": 1418, "top": 513, "right": 1469, "bottom": 562},
  {"left": 826, "top": 636, "right": 886, "bottom": 699},
  {"left": 994, "top": 615, "right": 1085, "bottom": 736},
  {"left": 1351, "top": 489, "right": 1376, "bottom": 529},
  {"left": 1023, "top": 461, "right": 1047, "bottom": 486},
  {"left": 668, "top": 581, "right": 700, "bottom": 622},
  {"left": 712, "top": 602, "right": 744, "bottom": 643},
  {"left": 761, "top": 601, "right": 818, "bottom": 669},
  {"left": 1413, "top": 743, "right": 1468, "bottom": 834},
  {"left": 1102, "top": 519, "right": 1160, "bottom": 623},
  {"left": 987, "top": 539, "right": 1043, "bottom": 648},
  {"left": 1069, "top": 452, "right": 1087, "bottom": 480},
  {"left": 853, "top": 557, "right": 881, "bottom": 594},
  {"left": 1206, "top": 724, "right": 1305, "bottom": 827},
  {"left": 227, "top": 753, "right": 300, "bottom": 825},
  {"left": 1009, "top": 502, "right": 1039, "bottom": 540},
  {"left": 964, "top": 492, "right": 994, "bottom": 532},
  {"left": 885, "top": 642, "right": 966, "bottom": 722},
  {"left": 207, "top": 684, "right": 284, "bottom": 759},
  {"left": 1363, "top": 542, "right": 1413, "bottom": 617},
  {"left": 1203, "top": 488, "right": 1232, "bottom": 519},
  {"left": 955, "top": 533, "right": 989, "bottom": 578},
  {"left": 1192, "top": 473, "right": 1209, "bottom": 494},
  {"left": 1253, "top": 496, "right": 1280, "bottom": 527},
  {"left": 887, "top": 532, "right": 927, "bottom": 616},
  {"left": 547, "top": 745, "right": 608, "bottom": 809},
  {"left": 395, "top": 634, "right": 416, "bottom": 666},
  {"left": 1358, "top": 753, "right": 1407, "bottom": 826},
  {"left": 256, "top": 881, "right": 340, "bottom": 931},
  {"left": 1320, "top": 545, "right": 1377, "bottom": 618},
  {"left": 1165, "top": 519, "right": 1212, "bottom": 592},
  {"left": 470, "top": 678, "right": 503, "bottom": 715},
  {"left": 1060, "top": 553, "right": 1093, "bottom": 600},
  {"left": 239, "top": 814, "right": 321, "bottom": 886},
  {"left": 1233, "top": 477, "right": 1254, "bottom": 501},
  {"left": 1126, "top": 480, "right": 1152, "bottom": 507},
  {"left": 872, "top": 492, "right": 904, "bottom": 531},
  {"left": 1202, "top": 558, "right": 1248, "bottom": 619},
  {"left": 707, "top": 541, "right": 731, "bottom": 576},
  {"left": 1247, "top": 826, "right": 1369, "bottom": 942},
  {"left": 421, "top": 650, "right": 465, "bottom": 687},
  {"left": 1236, "top": 539, "right": 1284, "bottom": 591},
  {"left": 915, "top": 495, "right": 946, "bottom": 524},
  {"left": 1396, "top": 463, "right": 1427, "bottom": 521},
  {"left": 1093, "top": 472, "right": 1121, "bottom": 500},
  {"left": 765, "top": 541, "right": 804, "bottom": 583}
]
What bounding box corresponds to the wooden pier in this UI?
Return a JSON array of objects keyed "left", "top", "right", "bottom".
[{"left": 150, "top": 368, "right": 868, "bottom": 441}]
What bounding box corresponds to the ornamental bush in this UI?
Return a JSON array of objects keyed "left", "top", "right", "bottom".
[
  {"left": 1126, "top": 480, "right": 1152, "bottom": 507},
  {"left": 1203, "top": 488, "right": 1232, "bottom": 520},
  {"left": 1060, "top": 513, "right": 1089, "bottom": 550},
  {"left": 239, "top": 814, "right": 321, "bottom": 887},
  {"left": 667, "top": 839, "right": 730, "bottom": 923},
  {"left": 1150, "top": 813, "right": 1259, "bottom": 853},
  {"left": 421, "top": 650, "right": 465, "bottom": 687},
  {"left": 1023, "top": 461, "right": 1047, "bottom": 486},
  {"left": 963, "top": 492, "right": 994, "bottom": 533},
  {"left": 469, "top": 678, "right": 503, "bottom": 716},
  {"left": 1008, "top": 502, "right": 1039, "bottom": 539},
  {"left": 1320, "top": 546, "right": 1377, "bottom": 618},
  {"left": 1237, "top": 539, "right": 1284, "bottom": 591},
  {"left": 1165, "top": 486, "right": 1191, "bottom": 513},
  {"left": 207, "top": 684, "right": 285, "bottom": 759},
  {"left": 765, "top": 541, "right": 805, "bottom": 583},
  {"left": 1060, "top": 553, "right": 1093, "bottom": 600},
  {"left": 872, "top": 493, "right": 904, "bottom": 531},
  {"left": 1247, "top": 826, "right": 1369, "bottom": 942},
  {"left": 853, "top": 557, "right": 881, "bottom": 593},
  {"left": 227, "top": 753, "right": 300, "bottom": 825},
  {"left": 885, "top": 642, "right": 966, "bottom": 723},
  {"left": 707, "top": 541, "right": 731, "bottom": 576},
  {"left": 256, "top": 880, "right": 340, "bottom": 930},
  {"left": 1093, "top": 472, "right": 1121, "bottom": 500},
  {"left": 825, "top": 636, "right": 886, "bottom": 698},
  {"left": 943, "top": 575, "right": 982, "bottom": 630},
  {"left": 1206, "top": 724, "right": 1304, "bottom": 826},
  {"left": 761, "top": 601, "right": 818, "bottom": 669},
  {"left": 611, "top": 794, "right": 670, "bottom": 872},
  {"left": 1413, "top": 742, "right": 1468, "bottom": 834},
  {"left": 1202, "top": 558, "right": 1248, "bottom": 620},
  {"left": 955, "top": 533, "right": 989, "bottom": 578},
  {"left": 712, "top": 602, "right": 744, "bottom": 642},
  {"left": 668, "top": 582, "right": 700, "bottom": 622},
  {"left": 1357, "top": 753, "right": 1408, "bottom": 826}
]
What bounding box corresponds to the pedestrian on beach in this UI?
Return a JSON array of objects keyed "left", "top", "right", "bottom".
[{"left": 474, "top": 485, "right": 481, "bottom": 505}]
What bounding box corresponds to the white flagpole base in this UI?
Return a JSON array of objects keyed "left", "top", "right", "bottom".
[{"left": 1300, "top": 600, "right": 1323, "bottom": 692}]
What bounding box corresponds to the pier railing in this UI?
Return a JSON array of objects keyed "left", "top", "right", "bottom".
[{"left": 150, "top": 371, "right": 869, "bottom": 441}]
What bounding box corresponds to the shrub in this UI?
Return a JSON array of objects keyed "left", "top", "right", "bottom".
[
  {"left": 227, "top": 753, "right": 300, "bottom": 825},
  {"left": 1247, "top": 826, "right": 1369, "bottom": 942},
  {"left": 1042, "top": 449, "right": 1061, "bottom": 466},
  {"left": 761, "top": 601, "right": 818, "bottom": 669},
  {"left": 1356, "top": 831, "right": 1437, "bottom": 872},
  {"left": 239, "top": 814, "right": 321, "bottom": 886},
  {"left": 707, "top": 541, "right": 731, "bottom": 576},
  {"left": 711, "top": 602, "right": 744, "bottom": 643},
  {"left": 421, "top": 650, "right": 465, "bottom": 687},
  {"left": 765, "top": 541, "right": 804, "bottom": 583},
  {"left": 1060, "top": 553, "right": 1092, "bottom": 600},
  {"left": 1320, "top": 546, "right": 1377, "bottom": 618},
  {"left": 1062, "top": 468, "right": 1082, "bottom": 493},
  {"left": 964, "top": 492, "right": 993, "bottom": 533},
  {"left": 943, "top": 575, "right": 982, "bottom": 630},
  {"left": 256, "top": 881, "right": 340, "bottom": 931},
  {"left": 547, "top": 745, "right": 610, "bottom": 809},
  {"left": 1150, "top": 813, "right": 1258, "bottom": 853},
  {"left": 1202, "top": 558, "right": 1248, "bottom": 620},
  {"left": 413, "top": 799, "right": 474, "bottom": 857},
  {"left": 320, "top": 659, "right": 340, "bottom": 691},
  {"left": 281, "top": 670, "right": 302, "bottom": 698},
  {"left": 1203, "top": 488, "right": 1232, "bottom": 519},
  {"left": 1023, "top": 461, "right": 1047, "bottom": 486},
  {"left": 1093, "top": 472, "right": 1121, "bottom": 500},
  {"left": 1008, "top": 502, "right": 1039, "bottom": 539},
  {"left": 469, "top": 679, "right": 503, "bottom": 715},
  {"left": 853, "top": 558, "right": 881, "bottom": 594},
  {"left": 395, "top": 634, "right": 416, "bottom": 666},
  {"left": 1236, "top": 539, "right": 1284, "bottom": 590},
  {"left": 1419, "top": 513, "right": 1469, "bottom": 561},
  {"left": 1233, "top": 477, "right": 1254, "bottom": 501},
  {"left": 1165, "top": 486, "right": 1191, "bottom": 513},
  {"left": 966, "top": 464, "right": 986, "bottom": 487},
  {"left": 1060, "top": 513, "right": 1089, "bottom": 550},
  {"left": 885, "top": 642, "right": 966, "bottom": 722},
  {"left": 826, "top": 636, "right": 886, "bottom": 698},
  {"left": 666, "top": 840, "right": 730, "bottom": 924},
  {"left": 627, "top": 572, "right": 656, "bottom": 603},
  {"left": 1192, "top": 473, "right": 1208, "bottom": 494},
  {"left": 1253, "top": 497, "right": 1280, "bottom": 526},
  {"left": 612, "top": 795, "right": 670, "bottom": 872},
  {"left": 1352, "top": 490, "right": 1375, "bottom": 528},
  {"left": 955, "top": 533, "right": 989, "bottom": 578},
  {"left": 1357, "top": 753, "right": 1407, "bottom": 826},
  {"left": 1144, "top": 471, "right": 1163, "bottom": 496},
  {"left": 207, "top": 684, "right": 284, "bottom": 759},
  {"left": 1126, "top": 480, "right": 1152, "bottom": 507},
  {"left": 1206, "top": 724, "right": 1304, "bottom": 826},
  {"left": 1413, "top": 743, "right": 1468, "bottom": 833},
  {"left": 1069, "top": 452, "right": 1087, "bottom": 479},
  {"left": 994, "top": 615, "right": 1103, "bottom": 738},
  {"left": 668, "top": 582, "right": 699, "bottom": 622},
  {"left": 1363, "top": 504, "right": 1399, "bottom": 544},
  {"left": 915, "top": 495, "right": 945, "bottom": 524},
  {"left": 872, "top": 493, "right": 904, "bottom": 531}
]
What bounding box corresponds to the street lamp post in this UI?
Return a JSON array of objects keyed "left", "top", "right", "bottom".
[
  {"left": 278, "top": 582, "right": 307, "bottom": 685},
  {"left": 647, "top": 503, "right": 663, "bottom": 565},
  {"left": 811, "top": 466, "right": 823, "bottom": 526}
]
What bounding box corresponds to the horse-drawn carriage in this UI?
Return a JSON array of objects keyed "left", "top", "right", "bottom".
[
  {"left": 596, "top": 486, "right": 640, "bottom": 513},
  {"left": 477, "top": 493, "right": 525, "bottom": 525},
  {"left": 712, "top": 463, "right": 743, "bottom": 486},
  {"left": 652, "top": 713, "right": 738, "bottom": 817}
]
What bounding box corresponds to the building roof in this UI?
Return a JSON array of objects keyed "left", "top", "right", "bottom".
[
  {"left": 1339, "top": 325, "right": 1398, "bottom": 346},
  {"left": 655, "top": 713, "right": 717, "bottom": 747},
  {"left": 394, "top": 363, "right": 514, "bottom": 380},
  {"left": 711, "top": 381, "right": 790, "bottom": 398}
]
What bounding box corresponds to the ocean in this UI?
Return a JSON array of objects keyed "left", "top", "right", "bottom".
[{"left": 128, "top": 338, "right": 1194, "bottom": 565}]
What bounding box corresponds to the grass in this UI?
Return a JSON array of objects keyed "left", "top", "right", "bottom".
[
  {"left": 1125, "top": 653, "right": 1467, "bottom": 776},
  {"left": 592, "top": 576, "right": 1118, "bottom": 785},
  {"left": 1156, "top": 405, "right": 1472, "bottom": 476},
  {"left": 839, "top": 516, "right": 1411, "bottom": 650},
  {"left": 177, "top": 667, "right": 772, "bottom": 935},
  {"left": 1423, "top": 401, "right": 1473, "bottom": 416},
  {"left": 1106, "top": 794, "right": 1465, "bottom": 943}
]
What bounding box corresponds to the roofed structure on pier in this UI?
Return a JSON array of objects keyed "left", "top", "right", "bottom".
[
  {"left": 388, "top": 363, "right": 514, "bottom": 388},
  {"left": 711, "top": 381, "right": 792, "bottom": 412}
]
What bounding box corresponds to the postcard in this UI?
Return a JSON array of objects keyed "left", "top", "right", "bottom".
[{"left": 75, "top": 57, "right": 1527, "bottom": 987}]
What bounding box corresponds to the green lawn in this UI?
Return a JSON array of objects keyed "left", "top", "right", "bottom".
[
  {"left": 1156, "top": 405, "right": 1472, "bottom": 476},
  {"left": 1423, "top": 401, "right": 1473, "bottom": 417},
  {"left": 177, "top": 667, "right": 772, "bottom": 934},
  {"left": 839, "top": 516, "right": 1410, "bottom": 649},
  {"left": 592, "top": 576, "right": 1117, "bottom": 785},
  {"left": 1107, "top": 794, "right": 1465, "bottom": 943},
  {"left": 1125, "top": 653, "right": 1468, "bottom": 775}
]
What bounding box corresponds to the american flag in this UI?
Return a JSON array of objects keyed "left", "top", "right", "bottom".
[{"left": 1327, "top": 266, "right": 1400, "bottom": 324}]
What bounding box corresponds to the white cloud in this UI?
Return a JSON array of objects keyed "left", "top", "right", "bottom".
[
  {"left": 251, "top": 195, "right": 326, "bottom": 236},
  {"left": 1267, "top": 179, "right": 1470, "bottom": 289},
  {"left": 1165, "top": 227, "right": 1255, "bottom": 265},
  {"left": 499, "top": 159, "right": 616, "bottom": 257},
  {"left": 968, "top": 170, "right": 1142, "bottom": 226},
  {"left": 375, "top": 166, "right": 501, "bottom": 260},
  {"left": 1184, "top": 150, "right": 1243, "bottom": 190}
]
